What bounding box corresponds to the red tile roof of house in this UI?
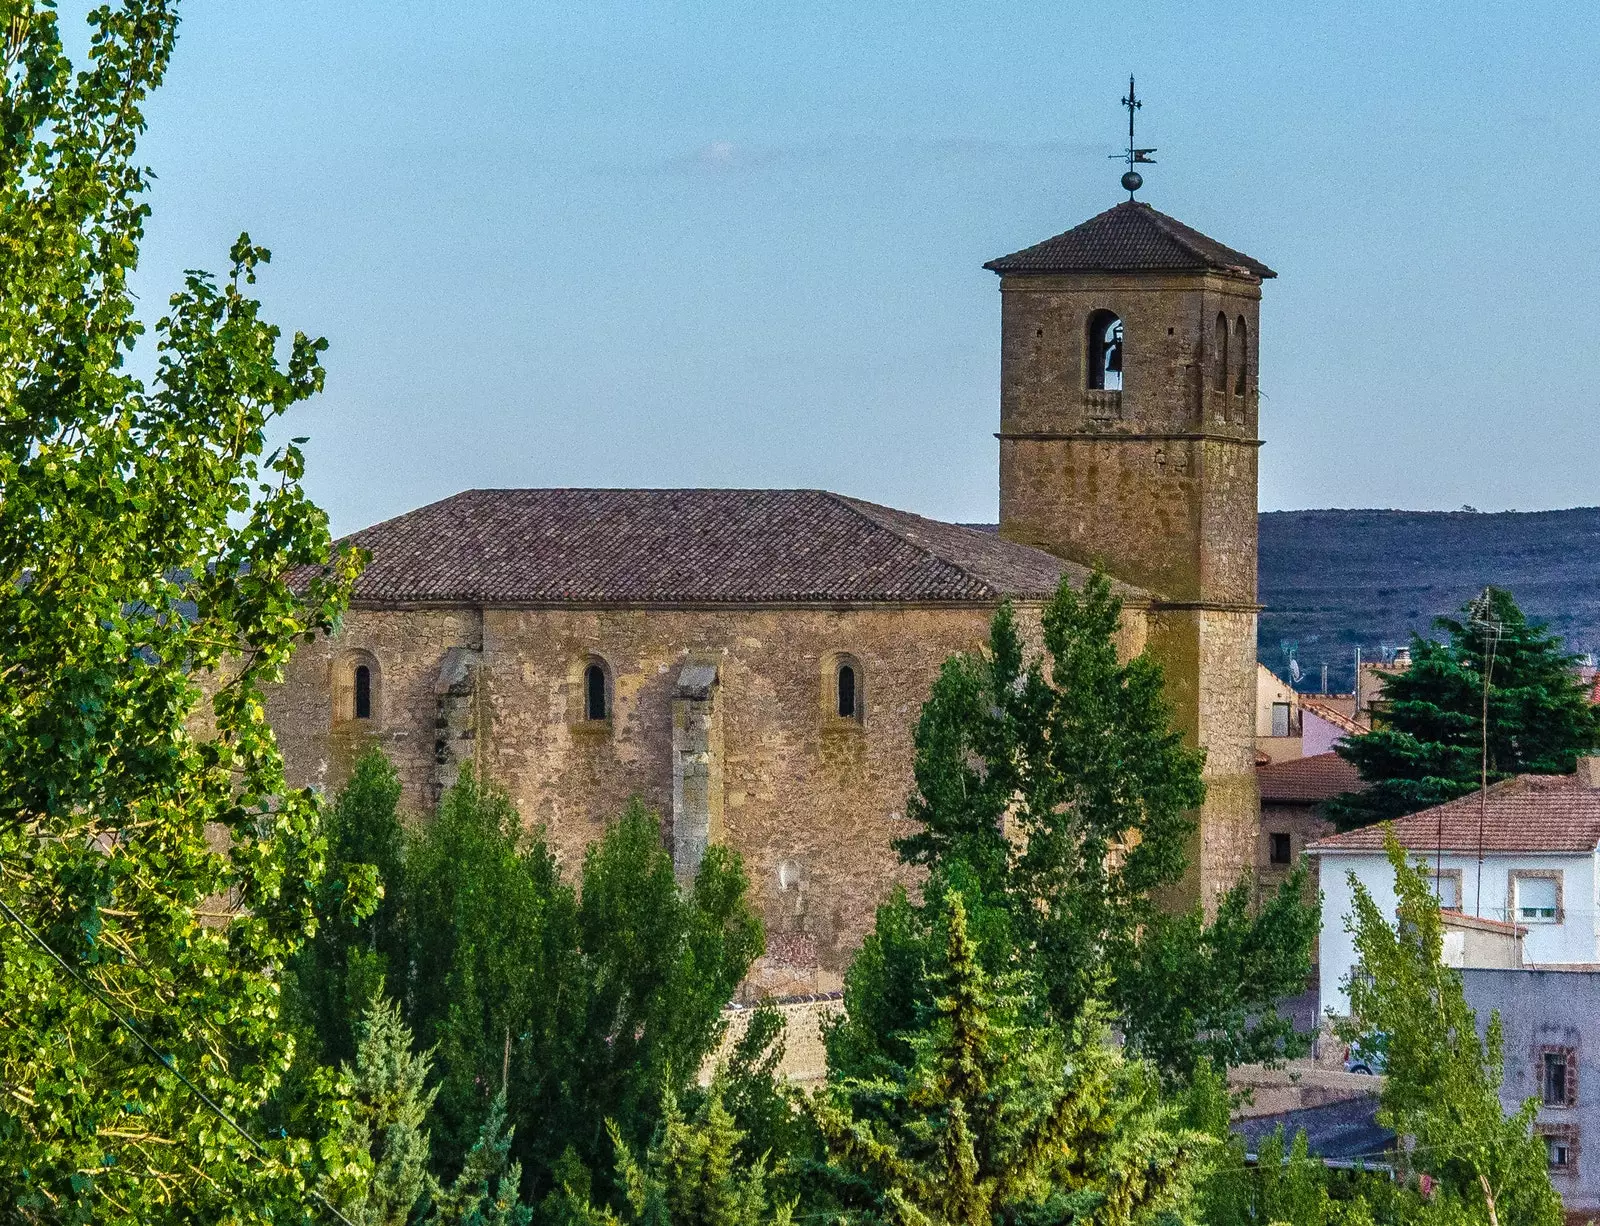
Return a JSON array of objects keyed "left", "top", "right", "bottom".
[
  {"left": 984, "top": 201, "right": 1276, "bottom": 280},
  {"left": 323, "top": 489, "right": 1145, "bottom": 607},
  {"left": 1257, "top": 752, "right": 1366, "bottom": 804},
  {"left": 1307, "top": 774, "right": 1600, "bottom": 855}
]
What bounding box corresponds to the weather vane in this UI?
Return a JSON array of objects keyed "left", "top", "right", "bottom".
[{"left": 1112, "top": 75, "right": 1157, "bottom": 198}]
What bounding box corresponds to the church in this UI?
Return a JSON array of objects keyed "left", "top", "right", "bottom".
[{"left": 267, "top": 193, "right": 1274, "bottom": 994}]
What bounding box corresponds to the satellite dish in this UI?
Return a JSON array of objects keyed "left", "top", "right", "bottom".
[{"left": 1290, "top": 659, "right": 1303, "bottom": 683}]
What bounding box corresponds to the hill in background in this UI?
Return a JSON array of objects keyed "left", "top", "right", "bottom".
[{"left": 1259, "top": 507, "right": 1600, "bottom": 693}]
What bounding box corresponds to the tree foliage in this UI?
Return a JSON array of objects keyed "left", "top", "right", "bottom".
[
  {"left": 1330, "top": 588, "right": 1600, "bottom": 829},
  {"left": 812, "top": 894, "right": 1206, "bottom": 1226},
  {"left": 836, "top": 575, "right": 1317, "bottom": 1083},
  {"left": 1339, "top": 835, "right": 1564, "bottom": 1226},
  {"left": 0, "top": 2, "right": 366, "bottom": 1217},
  {"left": 296, "top": 763, "right": 767, "bottom": 1210},
  {"left": 334, "top": 994, "right": 439, "bottom": 1226}
]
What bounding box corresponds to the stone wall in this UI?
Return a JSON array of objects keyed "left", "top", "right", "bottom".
[{"left": 267, "top": 599, "right": 1151, "bottom": 985}]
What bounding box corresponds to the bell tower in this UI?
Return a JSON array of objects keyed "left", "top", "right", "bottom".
[{"left": 986, "top": 170, "right": 1275, "bottom": 908}]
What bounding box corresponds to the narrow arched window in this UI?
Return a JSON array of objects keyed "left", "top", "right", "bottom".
[
  {"left": 1233, "top": 315, "right": 1248, "bottom": 396},
  {"left": 1085, "top": 310, "right": 1122, "bottom": 392},
  {"left": 837, "top": 664, "right": 857, "bottom": 719},
  {"left": 584, "top": 663, "right": 608, "bottom": 721},
  {"left": 1214, "top": 312, "right": 1230, "bottom": 391},
  {"left": 354, "top": 665, "right": 372, "bottom": 719}
]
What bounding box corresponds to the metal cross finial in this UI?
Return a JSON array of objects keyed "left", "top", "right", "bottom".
[{"left": 1112, "top": 74, "right": 1157, "bottom": 198}]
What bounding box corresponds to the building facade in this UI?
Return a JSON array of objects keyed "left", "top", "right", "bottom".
[
  {"left": 1310, "top": 769, "right": 1600, "bottom": 1017},
  {"left": 1463, "top": 967, "right": 1600, "bottom": 1212},
  {"left": 268, "top": 199, "right": 1276, "bottom": 985}
]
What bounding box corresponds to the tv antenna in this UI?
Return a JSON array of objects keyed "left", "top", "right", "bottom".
[
  {"left": 1112, "top": 75, "right": 1157, "bottom": 198},
  {"left": 1468, "top": 588, "right": 1504, "bottom": 917}
]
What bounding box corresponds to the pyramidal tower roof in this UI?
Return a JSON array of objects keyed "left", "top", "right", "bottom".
[{"left": 984, "top": 200, "right": 1275, "bottom": 281}]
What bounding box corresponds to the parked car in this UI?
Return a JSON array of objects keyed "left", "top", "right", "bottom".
[{"left": 1343, "top": 1034, "right": 1388, "bottom": 1075}]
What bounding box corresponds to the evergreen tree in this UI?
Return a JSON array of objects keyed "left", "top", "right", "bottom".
[
  {"left": 601, "top": 1084, "right": 795, "bottom": 1226},
  {"left": 0, "top": 3, "right": 369, "bottom": 1215},
  {"left": 1340, "top": 834, "right": 1564, "bottom": 1226},
  {"left": 837, "top": 575, "right": 1317, "bottom": 1084},
  {"left": 430, "top": 1092, "right": 533, "bottom": 1226},
  {"left": 812, "top": 893, "right": 1206, "bottom": 1226},
  {"left": 333, "top": 994, "right": 440, "bottom": 1226},
  {"left": 1329, "top": 588, "right": 1600, "bottom": 829}
]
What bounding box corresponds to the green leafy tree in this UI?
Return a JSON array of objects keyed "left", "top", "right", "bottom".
[
  {"left": 1340, "top": 835, "right": 1564, "bottom": 1226},
  {"left": 289, "top": 747, "right": 409, "bottom": 1077},
  {"left": 1330, "top": 588, "right": 1600, "bottom": 829},
  {"left": 401, "top": 772, "right": 574, "bottom": 1169},
  {"left": 302, "top": 762, "right": 766, "bottom": 1207},
  {"left": 1115, "top": 872, "right": 1319, "bottom": 1082},
  {"left": 813, "top": 893, "right": 1206, "bottom": 1226},
  {"left": 839, "top": 575, "right": 1317, "bottom": 1083},
  {"left": 0, "top": 2, "right": 366, "bottom": 1217}
]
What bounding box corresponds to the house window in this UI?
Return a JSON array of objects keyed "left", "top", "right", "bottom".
[
  {"left": 584, "top": 662, "right": 609, "bottom": 721},
  {"left": 1270, "top": 700, "right": 1291, "bottom": 738},
  {"left": 1269, "top": 832, "right": 1292, "bottom": 866},
  {"left": 1086, "top": 310, "right": 1123, "bottom": 392},
  {"left": 354, "top": 665, "right": 372, "bottom": 719},
  {"left": 1540, "top": 1126, "right": 1579, "bottom": 1174},
  {"left": 1431, "top": 871, "right": 1461, "bottom": 911},
  {"left": 1542, "top": 1047, "right": 1577, "bottom": 1107},
  {"left": 1515, "top": 874, "right": 1560, "bottom": 922},
  {"left": 837, "top": 664, "right": 857, "bottom": 719}
]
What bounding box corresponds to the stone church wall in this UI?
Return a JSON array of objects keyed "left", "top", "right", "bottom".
[{"left": 267, "top": 599, "right": 1149, "bottom": 987}]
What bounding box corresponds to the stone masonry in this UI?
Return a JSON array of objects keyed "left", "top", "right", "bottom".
[{"left": 267, "top": 196, "right": 1274, "bottom": 984}]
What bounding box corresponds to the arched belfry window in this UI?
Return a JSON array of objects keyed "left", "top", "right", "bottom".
[
  {"left": 1085, "top": 310, "right": 1123, "bottom": 392},
  {"left": 354, "top": 665, "right": 372, "bottom": 719},
  {"left": 584, "top": 662, "right": 609, "bottom": 721},
  {"left": 1233, "top": 316, "right": 1249, "bottom": 396},
  {"left": 837, "top": 664, "right": 858, "bottom": 719},
  {"left": 1214, "top": 312, "right": 1230, "bottom": 391}
]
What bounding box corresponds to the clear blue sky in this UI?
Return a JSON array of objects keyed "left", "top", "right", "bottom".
[{"left": 117, "top": 1, "right": 1600, "bottom": 535}]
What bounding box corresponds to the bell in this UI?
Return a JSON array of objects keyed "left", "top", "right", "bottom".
[{"left": 1105, "top": 338, "right": 1123, "bottom": 374}]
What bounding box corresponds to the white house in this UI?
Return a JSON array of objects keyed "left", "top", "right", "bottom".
[{"left": 1308, "top": 764, "right": 1600, "bottom": 1017}]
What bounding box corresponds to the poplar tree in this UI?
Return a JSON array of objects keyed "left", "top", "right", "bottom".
[
  {"left": 1340, "top": 835, "right": 1563, "bottom": 1226},
  {"left": 0, "top": 2, "right": 367, "bottom": 1216},
  {"left": 1329, "top": 588, "right": 1600, "bottom": 829},
  {"left": 840, "top": 574, "right": 1317, "bottom": 1083}
]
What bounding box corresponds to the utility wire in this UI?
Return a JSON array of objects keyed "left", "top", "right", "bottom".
[{"left": 0, "top": 894, "right": 358, "bottom": 1226}]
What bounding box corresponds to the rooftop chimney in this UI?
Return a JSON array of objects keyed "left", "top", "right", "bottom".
[{"left": 1577, "top": 756, "right": 1600, "bottom": 789}]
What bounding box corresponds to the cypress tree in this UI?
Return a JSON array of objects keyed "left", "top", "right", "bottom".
[{"left": 1329, "top": 587, "right": 1600, "bottom": 830}]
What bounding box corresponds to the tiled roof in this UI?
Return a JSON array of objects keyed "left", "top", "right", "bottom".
[
  {"left": 1307, "top": 774, "right": 1600, "bottom": 855},
  {"left": 327, "top": 489, "right": 1145, "bottom": 606},
  {"left": 984, "top": 201, "right": 1276, "bottom": 280},
  {"left": 1258, "top": 752, "right": 1367, "bottom": 804}
]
